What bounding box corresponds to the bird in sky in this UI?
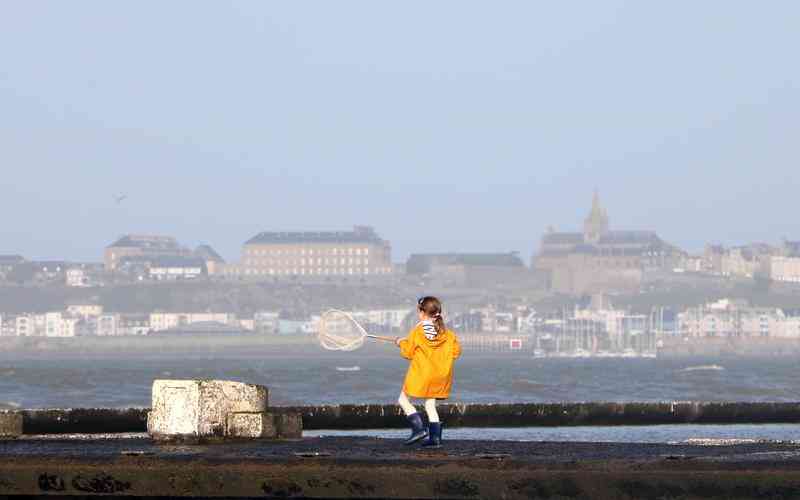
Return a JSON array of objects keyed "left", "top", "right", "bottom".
[{"left": 114, "top": 194, "right": 128, "bottom": 204}]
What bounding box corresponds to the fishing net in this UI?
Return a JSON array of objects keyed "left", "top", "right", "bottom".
[{"left": 317, "top": 310, "right": 368, "bottom": 351}]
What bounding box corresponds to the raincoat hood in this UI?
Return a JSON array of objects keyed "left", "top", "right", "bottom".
[{"left": 419, "top": 320, "right": 448, "bottom": 347}]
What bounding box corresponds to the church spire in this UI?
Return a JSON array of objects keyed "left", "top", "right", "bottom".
[
  {"left": 591, "top": 189, "right": 601, "bottom": 212},
  {"left": 584, "top": 190, "right": 609, "bottom": 243}
]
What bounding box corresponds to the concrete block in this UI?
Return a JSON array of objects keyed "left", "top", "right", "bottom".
[
  {"left": 226, "top": 412, "right": 277, "bottom": 439},
  {"left": 147, "top": 380, "right": 268, "bottom": 440},
  {"left": 0, "top": 411, "right": 23, "bottom": 438},
  {"left": 276, "top": 413, "right": 303, "bottom": 439}
]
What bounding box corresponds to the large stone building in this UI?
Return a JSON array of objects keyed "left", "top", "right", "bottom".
[
  {"left": 104, "top": 235, "right": 191, "bottom": 271},
  {"left": 759, "top": 240, "right": 800, "bottom": 283},
  {"left": 535, "top": 192, "right": 681, "bottom": 295},
  {"left": 226, "top": 225, "right": 392, "bottom": 279},
  {"left": 406, "top": 252, "right": 529, "bottom": 287}
]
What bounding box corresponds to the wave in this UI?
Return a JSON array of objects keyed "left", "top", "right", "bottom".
[
  {"left": 335, "top": 366, "right": 361, "bottom": 372},
  {"left": 679, "top": 365, "right": 725, "bottom": 373},
  {"left": 674, "top": 438, "right": 760, "bottom": 446},
  {"left": 511, "top": 379, "right": 547, "bottom": 392}
]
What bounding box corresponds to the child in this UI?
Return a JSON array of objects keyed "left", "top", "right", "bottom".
[{"left": 394, "top": 296, "right": 461, "bottom": 448}]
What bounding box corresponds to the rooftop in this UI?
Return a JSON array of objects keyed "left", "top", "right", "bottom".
[
  {"left": 195, "top": 245, "right": 225, "bottom": 263},
  {"left": 107, "top": 235, "right": 181, "bottom": 250},
  {"left": 542, "top": 232, "right": 584, "bottom": 245},
  {"left": 245, "top": 226, "right": 385, "bottom": 245},
  {"left": 597, "top": 230, "right": 662, "bottom": 245}
]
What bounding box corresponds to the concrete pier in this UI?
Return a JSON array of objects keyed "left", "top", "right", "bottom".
[
  {"left": 19, "top": 401, "right": 800, "bottom": 434},
  {"left": 0, "top": 411, "right": 22, "bottom": 438},
  {"left": 3, "top": 435, "right": 800, "bottom": 498},
  {"left": 147, "top": 379, "right": 270, "bottom": 441}
]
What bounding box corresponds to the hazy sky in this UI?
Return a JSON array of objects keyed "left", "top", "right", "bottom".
[{"left": 1, "top": 2, "right": 798, "bottom": 262}]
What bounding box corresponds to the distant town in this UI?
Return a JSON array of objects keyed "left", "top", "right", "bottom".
[{"left": 1, "top": 193, "right": 799, "bottom": 357}]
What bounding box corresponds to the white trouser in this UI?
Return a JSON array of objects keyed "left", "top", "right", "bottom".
[{"left": 398, "top": 391, "right": 440, "bottom": 423}]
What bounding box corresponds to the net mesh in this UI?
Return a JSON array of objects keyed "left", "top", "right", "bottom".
[{"left": 318, "top": 310, "right": 366, "bottom": 351}]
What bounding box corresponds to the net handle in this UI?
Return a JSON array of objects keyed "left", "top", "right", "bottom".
[{"left": 366, "top": 334, "right": 397, "bottom": 343}]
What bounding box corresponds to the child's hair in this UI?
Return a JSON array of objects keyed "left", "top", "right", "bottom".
[{"left": 418, "top": 296, "right": 446, "bottom": 335}]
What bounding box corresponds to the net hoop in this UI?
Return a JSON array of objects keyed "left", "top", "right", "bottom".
[{"left": 318, "top": 309, "right": 369, "bottom": 351}]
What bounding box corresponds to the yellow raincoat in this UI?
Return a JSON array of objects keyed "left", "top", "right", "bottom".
[{"left": 399, "top": 324, "right": 461, "bottom": 399}]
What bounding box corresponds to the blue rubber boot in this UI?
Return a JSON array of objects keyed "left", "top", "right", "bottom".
[
  {"left": 422, "top": 422, "right": 442, "bottom": 449},
  {"left": 403, "top": 413, "right": 428, "bottom": 445}
]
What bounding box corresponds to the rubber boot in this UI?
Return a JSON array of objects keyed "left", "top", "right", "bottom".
[
  {"left": 422, "top": 422, "right": 442, "bottom": 449},
  {"left": 403, "top": 413, "right": 428, "bottom": 445}
]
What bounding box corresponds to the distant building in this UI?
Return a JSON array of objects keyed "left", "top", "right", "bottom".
[
  {"left": 534, "top": 192, "right": 682, "bottom": 295},
  {"left": 254, "top": 312, "right": 280, "bottom": 334},
  {"left": 406, "top": 253, "right": 527, "bottom": 287},
  {"left": 66, "top": 304, "right": 103, "bottom": 319},
  {"left": 66, "top": 268, "right": 89, "bottom": 287},
  {"left": 147, "top": 256, "right": 206, "bottom": 281},
  {"left": 149, "top": 312, "right": 238, "bottom": 333},
  {"left": 15, "top": 312, "right": 79, "bottom": 337},
  {"left": 15, "top": 315, "right": 43, "bottom": 337},
  {"left": 702, "top": 244, "right": 773, "bottom": 278},
  {"left": 761, "top": 240, "right": 800, "bottom": 283},
  {"left": 677, "top": 255, "right": 705, "bottom": 273},
  {"left": 118, "top": 315, "right": 150, "bottom": 336},
  {"left": 194, "top": 245, "right": 225, "bottom": 276},
  {"left": 228, "top": 226, "right": 392, "bottom": 280},
  {"left": 783, "top": 240, "right": 800, "bottom": 257},
  {"left": 4, "top": 261, "right": 70, "bottom": 284},
  {"left": 764, "top": 256, "right": 800, "bottom": 283},
  {"left": 95, "top": 314, "right": 121, "bottom": 336},
  {"left": 105, "top": 235, "right": 191, "bottom": 271},
  {"left": 677, "top": 299, "right": 800, "bottom": 338},
  {"left": 407, "top": 253, "right": 524, "bottom": 274},
  {"left": 0, "top": 255, "right": 25, "bottom": 280}
]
